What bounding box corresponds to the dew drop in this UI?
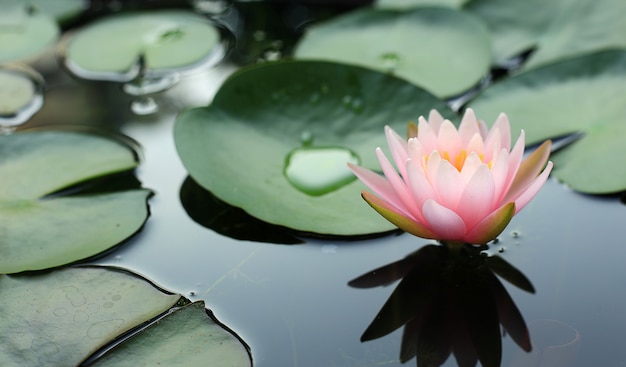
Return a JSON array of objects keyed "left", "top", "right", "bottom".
[
  {"left": 511, "top": 230, "right": 520, "bottom": 238},
  {"left": 380, "top": 52, "right": 400, "bottom": 71},
  {"left": 300, "top": 131, "right": 313, "bottom": 146},
  {"left": 498, "top": 247, "right": 505, "bottom": 253},
  {"left": 284, "top": 146, "right": 360, "bottom": 196},
  {"left": 130, "top": 96, "right": 159, "bottom": 115},
  {"left": 189, "top": 291, "right": 196, "bottom": 297}
]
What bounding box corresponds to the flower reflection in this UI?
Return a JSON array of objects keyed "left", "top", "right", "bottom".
[
  {"left": 348, "top": 109, "right": 552, "bottom": 244},
  {"left": 349, "top": 244, "right": 534, "bottom": 367}
]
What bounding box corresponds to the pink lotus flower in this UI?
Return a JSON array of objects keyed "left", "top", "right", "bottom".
[{"left": 349, "top": 109, "right": 553, "bottom": 245}]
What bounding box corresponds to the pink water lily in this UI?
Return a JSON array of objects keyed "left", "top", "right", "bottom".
[{"left": 349, "top": 108, "right": 553, "bottom": 245}]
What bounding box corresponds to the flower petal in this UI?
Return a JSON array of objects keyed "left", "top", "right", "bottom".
[
  {"left": 348, "top": 163, "right": 404, "bottom": 213},
  {"left": 434, "top": 158, "right": 464, "bottom": 210},
  {"left": 504, "top": 139, "right": 552, "bottom": 203},
  {"left": 437, "top": 120, "right": 462, "bottom": 157},
  {"left": 406, "top": 158, "right": 436, "bottom": 221},
  {"left": 427, "top": 109, "right": 445, "bottom": 132},
  {"left": 362, "top": 191, "right": 437, "bottom": 239},
  {"left": 464, "top": 202, "right": 515, "bottom": 244},
  {"left": 376, "top": 148, "right": 419, "bottom": 217},
  {"left": 458, "top": 108, "right": 481, "bottom": 145},
  {"left": 513, "top": 161, "right": 553, "bottom": 213},
  {"left": 422, "top": 199, "right": 467, "bottom": 241},
  {"left": 385, "top": 126, "right": 409, "bottom": 180},
  {"left": 456, "top": 164, "right": 496, "bottom": 230},
  {"left": 418, "top": 116, "right": 438, "bottom": 152}
]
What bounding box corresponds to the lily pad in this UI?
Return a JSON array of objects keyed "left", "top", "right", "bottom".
[
  {"left": 0, "top": 266, "right": 250, "bottom": 367},
  {"left": 0, "top": 3, "right": 59, "bottom": 63},
  {"left": 92, "top": 300, "right": 251, "bottom": 367},
  {"left": 464, "top": 0, "right": 626, "bottom": 68},
  {"left": 0, "top": 130, "right": 151, "bottom": 273},
  {"left": 64, "top": 10, "right": 222, "bottom": 81},
  {"left": 0, "top": 64, "right": 44, "bottom": 128},
  {"left": 376, "top": 0, "right": 467, "bottom": 9},
  {"left": 468, "top": 50, "right": 626, "bottom": 194},
  {"left": 174, "top": 60, "right": 455, "bottom": 236},
  {"left": 293, "top": 7, "right": 492, "bottom": 97}
]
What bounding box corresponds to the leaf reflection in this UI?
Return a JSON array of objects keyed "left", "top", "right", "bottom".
[
  {"left": 349, "top": 244, "right": 534, "bottom": 367},
  {"left": 179, "top": 175, "right": 304, "bottom": 244}
]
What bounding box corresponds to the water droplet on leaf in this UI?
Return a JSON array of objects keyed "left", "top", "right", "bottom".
[{"left": 284, "top": 146, "right": 360, "bottom": 196}]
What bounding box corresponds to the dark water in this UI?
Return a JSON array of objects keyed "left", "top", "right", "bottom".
[{"left": 15, "top": 1, "right": 626, "bottom": 366}]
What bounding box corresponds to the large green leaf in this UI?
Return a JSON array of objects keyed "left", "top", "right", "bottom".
[
  {"left": 0, "top": 130, "right": 151, "bottom": 273},
  {"left": 0, "top": 2, "right": 59, "bottom": 63},
  {"left": 92, "top": 301, "right": 251, "bottom": 367},
  {"left": 0, "top": 267, "right": 180, "bottom": 367},
  {"left": 174, "top": 60, "right": 455, "bottom": 236},
  {"left": 0, "top": 266, "right": 251, "bottom": 367},
  {"left": 293, "top": 7, "right": 492, "bottom": 97},
  {"left": 64, "top": 10, "right": 222, "bottom": 80},
  {"left": 464, "top": 0, "right": 626, "bottom": 68},
  {"left": 468, "top": 50, "right": 626, "bottom": 194},
  {"left": 463, "top": 0, "right": 561, "bottom": 63}
]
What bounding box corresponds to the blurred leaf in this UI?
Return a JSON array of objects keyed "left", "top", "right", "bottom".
[
  {"left": 174, "top": 60, "right": 455, "bottom": 236},
  {"left": 294, "top": 7, "right": 491, "bottom": 97},
  {"left": 0, "top": 130, "right": 150, "bottom": 273},
  {"left": 0, "top": 2, "right": 59, "bottom": 63},
  {"left": 65, "top": 10, "right": 222, "bottom": 80},
  {"left": 468, "top": 50, "right": 626, "bottom": 193}
]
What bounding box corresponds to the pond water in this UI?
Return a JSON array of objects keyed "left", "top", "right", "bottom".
[{"left": 11, "top": 1, "right": 626, "bottom": 366}]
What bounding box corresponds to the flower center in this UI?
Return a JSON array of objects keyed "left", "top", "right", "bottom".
[{"left": 442, "top": 149, "right": 492, "bottom": 171}]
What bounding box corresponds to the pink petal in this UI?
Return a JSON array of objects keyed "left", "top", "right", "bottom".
[
  {"left": 428, "top": 109, "right": 445, "bottom": 132},
  {"left": 437, "top": 120, "right": 462, "bottom": 157},
  {"left": 490, "top": 149, "right": 510, "bottom": 205},
  {"left": 362, "top": 191, "right": 437, "bottom": 239},
  {"left": 497, "top": 131, "right": 525, "bottom": 203},
  {"left": 458, "top": 108, "right": 481, "bottom": 145},
  {"left": 348, "top": 163, "right": 405, "bottom": 214},
  {"left": 463, "top": 202, "right": 515, "bottom": 244},
  {"left": 459, "top": 152, "right": 484, "bottom": 185},
  {"left": 456, "top": 164, "right": 496, "bottom": 230},
  {"left": 466, "top": 133, "right": 485, "bottom": 157},
  {"left": 434, "top": 158, "right": 464, "bottom": 210},
  {"left": 489, "top": 113, "right": 511, "bottom": 151},
  {"left": 418, "top": 116, "right": 438, "bottom": 152},
  {"left": 406, "top": 158, "right": 437, "bottom": 222},
  {"left": 385, "top": 126, "right": 409, "bottom": 180},
  {"left": 422, "top": 199, "right": 467, "bottom": 241},
  {"left": 504, "top": 139, "right": 552, "bottom": 203},
  {"left": 513, "top": 161, "right": 553, "bottom": 213},
  {"left": 407, "top": 137, "right": 426, "bottom": 162},
  {"left": 376, "top": 148, "right": 419, "bottom": 218}
]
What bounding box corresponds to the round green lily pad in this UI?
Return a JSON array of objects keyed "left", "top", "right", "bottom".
[
  {"left": 468, "top": 50, "right": 626, "bottom": 194},
  {"left": 64, "top": 10, "right": 222, "bottom": 80},
  {"left": 464, "top": 0, "right": 626, "bottom": 68},
  {"left": 294, "top": 7, "right": 492, "bottom": 97},
  {"left": 0, "top": 130, "right": 151, "bottom": 273},
  {"left": 0, "top": 3, "right": 59, "bottom": 63},
  {"left": 174, "top": 60, "right": 455, "bottom": 236},
  {"left": 0, "top": 64, "right": 44, "bottom": 128},
  {"left": 0, "top": 266, "right": 250, "bottom": 367}
]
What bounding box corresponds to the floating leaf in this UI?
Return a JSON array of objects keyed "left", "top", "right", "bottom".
[
  {"left": 0, "top": 266, "right": 251, "bottom": 367},
  {"left": 175, "top": 60, "right": 455, "bottom": 236},
  {"left": 0, "top": 2, "right": 59, "bottom": 63},
  {"left": 64, "top": 10, "right": 223, "bottom": 81},
  {"left": 464, "top": 0, "right": 626, "bottom": 68},
  {"left": 294, "top": 7, "right": 491, "bottom": 97},
  {"left": 0, "top": 64, "right": 44, "bottom": 128},
  {"left": 0, "top": 266, "right": 180, "bottom": 367},
  {"left": 468, "top": 50, "right": 626, "bottom": 194},
  {"left": 376, "top": 0, "right": 467, "bottom": 9},
  {"left": 0, "top": 130, "right": 151, "bottom": 273},
  {"left": 92, "top": 300, "right": 251, "bottom": 367}
]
